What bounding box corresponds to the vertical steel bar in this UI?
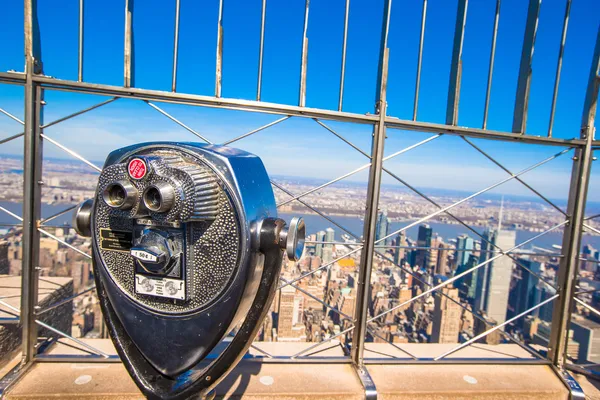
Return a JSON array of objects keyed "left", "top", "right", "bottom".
[
  {"left": 446, "top": 0, "right": 468, "bottom": 126},
  {"left": 351, "top": 0, "right": 391, "bottom": 367},
  {"left": 171, "top": 0, "right": 181, "bottom": 92},
  {"left": 548, "top": 25, "right": 599, "bottom": 367},
  {"left": 352, "top": 51, "right": 388, "bottom": 366},
  {"left": 373, "top": 0, "right": 392, "bottom": 103},
  {"left": 548, "top": 137, "right": 593, "bottom": 367},
  {"left": 78, "top": 0, "right": 84, "bottom": 82},
  {"left": 21, "top": 0, "right": 44, "bottom": 363},
  {"left": 482, "top": 0, "right": 501, "bottom": 130},
  {"left": 338, "top": 0, "right": 350, "bottom": 111},
  {"left": 579, "top": 26, "right": 600, "bottom": 136},
  {"left": 298, "top": 0, "right": 310, "bottom": 107},
  {"left": 124, "top": 0, "right": 134, "bottom": 87},
  {"left": 512, "top": 0, "right": 541, "bottom": 134},
  {"left": 547, "top": 0, "right": 571, "bottom": 138},
  {"left": 413, "top": 0, "right": 427, "bottom": 121},
  {"left": 256, "top": 0, "right": 266, "bottom": 101},
  {"left": 215, "top": 0, "right": 224, "bottom": 98}
]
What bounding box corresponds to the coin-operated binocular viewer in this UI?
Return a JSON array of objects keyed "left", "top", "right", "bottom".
[{"left": 73, "top": 142, "right": 305, "bottom": 400}]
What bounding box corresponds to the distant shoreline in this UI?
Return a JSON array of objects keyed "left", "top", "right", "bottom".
[{"left": 0, "top": 198, "right": 596, "bottom": 237}]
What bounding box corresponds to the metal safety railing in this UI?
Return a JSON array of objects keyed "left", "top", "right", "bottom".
[{"left": 0, "top": 0, "right": 598, "bottom": 397}]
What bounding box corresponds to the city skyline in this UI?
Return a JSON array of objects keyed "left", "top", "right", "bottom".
[
  {"left": 0, "top": 151, "right": 597, "bottom": 208},
  {"left": 1, "top": 194, "right": 599, "bottom": 365}
]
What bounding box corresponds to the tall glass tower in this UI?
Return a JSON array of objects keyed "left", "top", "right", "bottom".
[
  {"left": 415, "top": 224, "right": 432, "bottom": 269},
  {"left": 474, "top": 227, "right": 516, "bottom": 325},
  {"left": 375, "top": 210, "right": 389, "bottom": 243}
]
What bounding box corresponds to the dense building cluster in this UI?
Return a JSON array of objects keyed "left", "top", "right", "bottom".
[
  {"left": 260, "top": 207, "right": 600, "bottom": 364},
  {"left": 0, "top": 157, "right": 599, "bottom": 364}
]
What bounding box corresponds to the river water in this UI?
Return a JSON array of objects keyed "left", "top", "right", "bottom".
[
  {"left": 0, "top": 201, "right": 597, "bottom": 251},
  {"left": 278, "top": 212, "right": 600, "bottom": 251}
]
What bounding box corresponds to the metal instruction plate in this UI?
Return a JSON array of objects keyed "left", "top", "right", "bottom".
[
  {"left": 100, "top": 229, "right": 133, "bottom": 252},
  {"left": 134, "top": 275, "right": 186, "bottom": 300}
]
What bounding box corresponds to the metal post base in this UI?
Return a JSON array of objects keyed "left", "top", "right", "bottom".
[
  {"left": 0, "top": 362, "right": 33, "bottom": 399},
  {"left": 353, "top": 364, "right": 377, "bottom": 400},
  {"left": 552, "top": 365, "right": 585, "bottom": 399}
]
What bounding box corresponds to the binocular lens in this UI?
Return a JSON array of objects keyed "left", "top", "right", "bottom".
[
  {"left": 143, "top": 182, "right": 175, "bottom": 213},
  {"left": 103, "top": 181, "right": 137, "bottom": 210},
  {"left": 145, "top": 187, "right": 161, "bottom": 210},
  {"left": 108, "top": 185, "right": 126, "bottom": 205}
]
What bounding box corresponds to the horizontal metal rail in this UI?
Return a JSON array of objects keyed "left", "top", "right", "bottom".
[
  {"left": 34, "top": 353, "right": 357, "bottom": 364},
  {"left": 0, "top": 72, "right": 588, "bottom": 148},
  {"left": 364, "top": 358, "right": 550, "bottom": 365}
]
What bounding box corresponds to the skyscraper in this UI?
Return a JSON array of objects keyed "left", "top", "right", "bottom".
[
  {"left": 322, "top": 227, "right": 335, "bottom": 264},
  {"left": 415, "top": 224, "right": 432, "bottom": 269},
  {"left": 454, "top": 253, "right": 479, "bottom": 302},
  {"left": 475, "top": 195, "right": 514, "bottom": 325},
  {"left": 465, "top": 254, "right": 480, "bottom": 302},
  {"left": 435, "top": 240, "right": 449, "bottom": 276},
  {"left": 426, "top": 236, "right": 438, "bottom": 271},
  {"left": 315, "top": 230, "right": 326, "bottom": 258},
  {"left": 475, "top": 228, "right": 495, "bottom": 312},
  {"left": 431, "top": 286, "right": 462, "bottom": 343},
  {"left": 582, "top": 244, "right": 598, "bottom": 272},
  {"left": 536, "top": 282, "right": 555, "bottom": 323},
  {"left": 474, "top": 227, "right": 516, "bottom": 325},
  {"left": 508, "top": 257, "right": 543, "bottom": 323},
  {"left": 322, "top": 247, "right": 333, "bottom": 264},
  {"left": 277, "top": 285, "right": 306, "bottom": 342},
  {"left": 455, "top": 235, "right": 474, "bottom": 271},
  {"left": 385, "top": 217, "right": 393, "bottom": 246},
  {"left": 376, "top": 210, "right": 389, "bottom": 243},
  {"left": 453, "top": 235, "right": 475, "bottom": 301},
  {"left": 393, "top": 232, "right": 406, "bottom": 266},
  {"left": 325, "top": 227, "right": 335, "bottom": 243}
]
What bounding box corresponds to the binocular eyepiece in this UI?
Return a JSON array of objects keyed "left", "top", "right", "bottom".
[
  {"left": 102, "top": 181, "right": 138, "bottom": 210},
  {"left": 102, "top": 178, "right": 178, "bottom": 215},
  {"left": 73, "top": 142, "right": 305, "bottom": 399},
  {"left": 142, "top": 182, "right": 176, "bottom": 213}
]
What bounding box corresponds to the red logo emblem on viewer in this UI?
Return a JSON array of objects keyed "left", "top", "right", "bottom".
[{"left": 128, "top": 158, "right": 147, "bottom": 180}]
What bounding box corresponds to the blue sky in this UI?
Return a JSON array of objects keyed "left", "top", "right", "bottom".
[{"left": 0, "top": 0, "right": 598, "bottom": 202}]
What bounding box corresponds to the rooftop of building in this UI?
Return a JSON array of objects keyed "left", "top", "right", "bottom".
[
  {"left": 572, "top": 316, "right": 600, "bottom": 330},
  {"left": 0, "top": 275, "right": 73, "bottom": 319}
]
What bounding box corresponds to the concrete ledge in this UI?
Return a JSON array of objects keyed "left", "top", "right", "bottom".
[
  {"left": 2, "top": 340, "right": 576, "bottom": 399},
  {"left": 6, "top": 362, "right": 572, "bottom": 400},
  {"left": 6, "top": 361, "right": 364, "bottom": 399},
  {"left": 369, "top": 364, "right": 568, "bottom": 400}
]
